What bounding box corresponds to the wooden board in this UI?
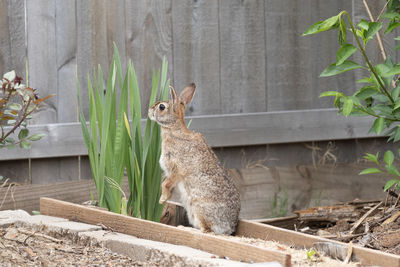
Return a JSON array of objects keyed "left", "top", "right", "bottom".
[
  {"left": 220, "top": 0, "right": 266, "bottom": 113},
  {"left": 0, "top": 0, "right": 26, "bottom": 77},
  {"left": 0, "top": 179, "right": 129, "bottom": 213},
  {"left": 55, "top": 0, "right": 78, "bottom": 123},
  {"left": 126, "top": 0, "right": 173, "bottom": 117},
  {"left": 40, "top": 197, "right": 291, "bottom": 265},
  {"left": 0, "top": 109, "right": 376, "bottom": 160},
  {"left": 172, "top": 0, "right": 221, "bottom": 116},
  {"left": 26, "top": 0, "right": 57, "bottom": 124},
  {"left": 237, "top": 220, "right": 400, "bottom": 267},
  {"left": 265, "top": 0, "right": 354, "bottom": 111}
]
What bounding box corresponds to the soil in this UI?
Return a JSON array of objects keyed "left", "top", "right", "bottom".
[
  {"left": 0, "top": 225, "right": 150, "bottom": 267},
  {"left": 0, "top": 221, "right": 360, "bottom": 267}
]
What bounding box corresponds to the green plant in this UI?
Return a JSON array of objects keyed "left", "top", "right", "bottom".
[
  {"left": 271, "top": 189, "right": 289, "bottom": 218},
  {"left": 78, "top": 44, "right": 169, "bottom": 221},
  {"left": 306, "top": 249, "right": 316, "bottom": 261},
  {"left": 303, "top": 0, "right": 400, "bottom": 194},
  {"left": 0, "top": 70, "right": 52, "bottom": 149}
]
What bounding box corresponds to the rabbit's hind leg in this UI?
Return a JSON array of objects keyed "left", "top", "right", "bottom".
[{"left": 196, "top": 214, "right": 212, "bottom": 233}]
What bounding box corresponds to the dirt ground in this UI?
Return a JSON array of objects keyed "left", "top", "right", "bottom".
[
  {"left": 293, "top": 198, "right": 400, "bottom": 255},
  {"left": 0, "top": 225, "right": 150, "bottom": 267},
  {"left": 0, "top": 222, "right": 361, "bottom": 267}
]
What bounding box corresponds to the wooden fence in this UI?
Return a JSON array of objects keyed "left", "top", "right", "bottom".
[{"left": 0, "top": 0, "right": 397, "bottom": 183}]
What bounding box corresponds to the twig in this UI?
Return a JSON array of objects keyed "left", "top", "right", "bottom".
[
  {"left": 377, "top": 0, "right": 390, "bottom": 21},
  {"left": 17, "top": 228, "right": 63, "bottom": 243},
  {"left": 362, "top": 0, "right": 387, "bottom": 61},
  {"left": 383, "top": 191, "right": 390, "bottom": 215},
  {"left": 382, "top": 210, "right": 400, "bottom": 225},
  {"left": 349, "top": 201, "right": 382, "bottom": 234},
  {"left": 344, "top": 241, "right": 353, "bottom": 264},
  {"left": 362, "top": 0, "right": 397, "bottom": 89}
]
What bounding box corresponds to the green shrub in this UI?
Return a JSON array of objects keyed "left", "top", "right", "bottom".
[{"left": 303, "top": 0, "right": 400, "bottom": 193}]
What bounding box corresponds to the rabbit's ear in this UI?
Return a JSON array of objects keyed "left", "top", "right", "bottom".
[
  {"left": 180, "top": 83, "right": 196, "bottom": 105},
  {"left": 170, "top": 85, "right": 178, "bottom": 104}
]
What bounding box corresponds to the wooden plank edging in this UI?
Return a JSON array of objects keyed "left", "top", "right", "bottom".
[
  {"left": 40, "top": 197, "right": 291, "bottom": 266},
  {"left": 237, "top": 220, "right": 400, "bottom": 267},
  {"left": 0, "top": 180, "right": 129, "bottom": 213}
]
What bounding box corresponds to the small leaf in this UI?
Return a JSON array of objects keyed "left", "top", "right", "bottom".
[
  {"left": 357, "top": 77, "right": 373, "bottom": 84},
  {"left": 384, "top": 150, "right": 395, "bottom": 168},
  {"left": 383, "top": 64, "right": 400, "bottom": 77},
  {"left": 4, "top": 138, "right": 15, "bottom": 144},
  {"left": 8, "top": 103, "right": 22, "bottom": 111},
  {"left": 392, "top": 86, "right": 400, "bottom": 99},
  {"left": 364, "top": 152, "right": 379, "bottom": 165},
  {"left": 357, "top": 19, "right": 369, "bottom": 30},
  {"left": 31, "top": 211, "right": 41, "bottom": 215},
  {"left": 385, "top": 20, "right": 400, "bottom": 34},
  {"left": 365, "top": 22, "right": 383, "bottom": 41},
  {"left": 343, "top": 98, "right": 353, "bottom": 116},
  {"left": 387, "top": 165, "right": 400, "bottom": 176},
  {"left": 382, "top": 12, "right": 400, "bottom": 20},
  {"left": 19, "top": 140, "right": 31, "bottom": 149},
  {"left": 384, "top": 179, "right": 400, "bottom": 191},
  {"left": 7, "top": 120, "right": 16, "bottom": 125},
  {"left": 303, "top": 14, "right": 340, "bottom": 35},
  {"left": 336, "top": 44, "right": 357, "bottom": 65},
  {"left": 338, "top": 18, "right": 347, "bottom": 45},
  {"left": 320, "top": 61, "right": 363, "bottom": 77},
  {"left": 372, "top": 117, "right": 385, "bottom": 134},
  {"left": 0, "top": 175, "right": 3, "bottom": 181},
  {"left": 319, "top": 91, "right": 341, "bottom": 97},
  {"left": 18, "top": 128, "right": 29, "bottom": 140},
  {"left": 359, "top": 168, "right": 382, "bottom": 175},
  {"left": 392, "top": 126, "right": 400, "bottom": 142},
  {"left": 354, "top": 86, "right": 378, "bottom": 100},
  {"left": 28, "top": 133, "right": 46, "bottom": 141}
]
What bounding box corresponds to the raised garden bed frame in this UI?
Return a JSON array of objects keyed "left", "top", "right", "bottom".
[{"left": 40, "top": 197, "right": 400, "bottom": 267}]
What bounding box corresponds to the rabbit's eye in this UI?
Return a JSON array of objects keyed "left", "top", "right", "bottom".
[{"left": 159, "top": 104, "right": 165, "bottom": 111}]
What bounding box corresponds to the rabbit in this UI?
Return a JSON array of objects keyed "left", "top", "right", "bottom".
[{"left": 148, "top": 83, "right": 240, "bottom": 235}]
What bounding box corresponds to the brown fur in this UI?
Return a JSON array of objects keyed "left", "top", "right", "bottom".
[{"left": 148, "top": 84, "right": 240, "bottom": 234}]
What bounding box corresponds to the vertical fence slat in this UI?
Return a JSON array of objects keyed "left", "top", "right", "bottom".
[
  {"left": 56, "top": 0, "right": 77, "bottom": 123},
  {"left": 172, "top": 0, "right": 221, "bottom": 116},
  {"left": 125, "top": 0, "right": 173, "bottom": 116},
  {"left": 265, "top": 0, "right": 354, "bottom": 111},
  {"left": 26, "top": 0, "right": 57, "bottom": 124},
  {"left": 219, "top": 0, "right": 266, "bottom": 114},
  {"left": 6, "top": 0, "right": 26, "bottom": 77}
]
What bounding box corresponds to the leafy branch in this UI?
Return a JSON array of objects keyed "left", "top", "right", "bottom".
[
  {"left": 0, "top": 71, "right": 54, "bottom": 149},
  {"left": 303, "top": 0, "right": 400, "bottom": 193}
]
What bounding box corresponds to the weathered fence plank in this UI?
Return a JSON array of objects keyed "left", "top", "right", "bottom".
[
  {"left": 220, "top": 0, "right": 266, "bottom": 113},
  {"left": 125, "top": 0, "right": 173, "bottom": 116},
  {"left": 172, "top": 0, "right": 221, "bottom": 116},
  {"left": 1, "top": 0, "right": 26, "bottom": 77},
  {"left": 265, "top": 0, "right": 354, "bottom": 111},
  {"left": 56, "top": 0, "right": 78, "bottom": 123},
  {"left": 26, "top": 0, "right": 57, "bottom": 124}
]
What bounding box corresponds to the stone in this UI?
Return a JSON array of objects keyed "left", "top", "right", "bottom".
[{"left": 0, "top": 210, "right": 30, "bottom": 227}]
